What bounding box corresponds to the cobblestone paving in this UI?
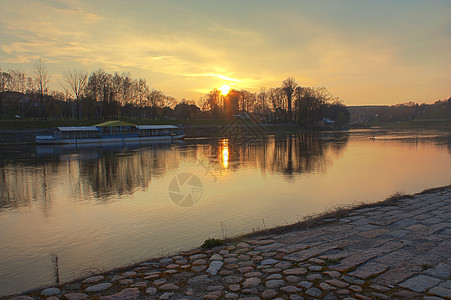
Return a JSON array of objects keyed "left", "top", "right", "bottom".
[{"left": 6, "top": 188, "right": 451, "bottom": 299}]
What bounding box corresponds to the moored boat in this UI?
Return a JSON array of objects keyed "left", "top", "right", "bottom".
[{"left": 35, "top": 120, "right": 185, "bottom": 144}]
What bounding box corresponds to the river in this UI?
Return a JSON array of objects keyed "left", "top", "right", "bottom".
[{"left": 0, "top": 129, "right": 450, "bottom": 295}]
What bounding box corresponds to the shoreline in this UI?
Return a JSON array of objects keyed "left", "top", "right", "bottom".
[{"left": 4, "top": 184, "right": 451, "bottom": 299}]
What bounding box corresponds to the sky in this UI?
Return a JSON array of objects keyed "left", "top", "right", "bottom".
[{"left": 0, "top": 0, "right": 450, "bottom": 105}]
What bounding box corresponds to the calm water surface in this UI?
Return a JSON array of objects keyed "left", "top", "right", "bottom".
[{"left": 0, "top": 129, "right": 450, "bottom": 295}]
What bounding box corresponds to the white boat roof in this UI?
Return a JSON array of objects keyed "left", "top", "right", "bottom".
[
  {"left": 57, "top": 126, "right": 100, "bottom": 132},
  {"left": 136, "top": 125, "right": 179, "bottom": 130}
]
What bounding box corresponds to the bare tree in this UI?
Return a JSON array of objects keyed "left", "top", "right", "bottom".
[
  {"left": 147, "top": 89, "right": 164, "bottom": 119},
  {"left": 0, "top": 67, "right": 11, "bottom": 92},
  {"left": 282, "top": 77, "right": 297, "bottom": 123},
  {"left": 62, "top": 70, "right": 88, "bottom": 119},
  {"left": 33, "top": 59, "right": 50, "bottom": 119}
]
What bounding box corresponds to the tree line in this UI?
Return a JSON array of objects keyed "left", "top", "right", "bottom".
[
  {"left": 348, "top": 99, "right": 451, "bottom": 123},
  {"left": 0, "top": 61, "right": 349, "bottom": 126}
]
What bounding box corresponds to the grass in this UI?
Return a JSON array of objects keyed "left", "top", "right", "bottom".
[{"left": 201, "top": 238, "right": 225, "bottom": 249}]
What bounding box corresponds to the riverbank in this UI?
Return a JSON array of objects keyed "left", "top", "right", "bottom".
[
  {"left": 0, "top": 123, "right": 317, "bottom": 144},
  {"left": 5, "top": 185, "right": 450, "bottom": 299}
]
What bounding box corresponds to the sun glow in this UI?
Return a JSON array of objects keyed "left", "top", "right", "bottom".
[{"left": 220, "top": 84, "right": 231, "bottom": 95}]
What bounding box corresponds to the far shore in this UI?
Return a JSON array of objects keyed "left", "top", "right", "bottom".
[{"left": 0, "top": 118, "right": 449, "bottom": 145}]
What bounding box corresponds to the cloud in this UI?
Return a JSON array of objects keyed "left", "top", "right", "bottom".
[{"left": 0, "top": 0, "right": 449, "bottom": 104}]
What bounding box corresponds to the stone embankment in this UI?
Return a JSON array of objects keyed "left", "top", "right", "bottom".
[{"left": 5, "top": 187, "right": 451, "bottom": 299}]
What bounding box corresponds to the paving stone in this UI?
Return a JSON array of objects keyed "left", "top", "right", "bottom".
[
  {"left": 242, "top": 277, "right": 261, "bottom": 288},
  {"left": 159, "top": 283, "right": 180, "bottom": 291},
  {"left": 266, "top": 279, "right": 285, "bottom": 288},
  {"left": 207, "top": 285, "right": 224, "bottom": 291},
  {"left": 341, "top": 275, "right": 365, "bottom": 285},
  {"left": 224, "top": 257, "right": 239, "bottom": 264},
  {"left": 422, "top": 217, "right": 445, "bottom": 224},
  {"left": 324, "top": 292, "right": 338, "bottom": 300},
  {"left": 237, "top": 254, "right": 251, "bottom": 261},
  {"left": 356, "top": 228, "right": 390, "bottom": 238},
  {"left": 206, "top": 260, "right": 224, "bottom": 275},
  {"left": 324, "top": 270, "right": 342, "bottom": 278},
  {"left": 439, "top": 280, "right": 451, "bottom": 289},
  {"left": 244, "top": 271, "right": 262, "bottom": 278},
  {"left": 282, "top": 267, "right": 307, "bottom": 275},
  {"left": 99, "top": 288, "right": 140, "bottom": 300},
  {"left": 348, "top": 262, "right": 389, "bottom": 279},
  {"left": 85, "top": 283, "right": 112, "bottom": 292},
  {"left": 306, "top": 273, "right": 322, "bottom": 281},
  {"left": 336, "top": 289, "right": 350, "bottom": 295},
  {"left": 192, "top": 258, "right": 207, "bottom": 265},
  {"left": 82, "top": 275, "right": 104, "bottom": 283},
  {"left": 41, "top": 288, "right": 61, "bottom": 296},
  {"left": 224, "top": 292, "right": 239, "bottom": 299},
  {"left": 373, "top": 263, "right": 422, "bottom": 285},
  {"left": 369, "top": 283, "right": 390, "bottom": 292},
  {"left": 331, "top": 251, "right": 378, "bottom": 272},
  {"left": 153, "top": 278, "right": 167, "bottom": 286},
  {"left": 399, "top": 275, "right": 441, "bottom": 292},
  {"left": 145, "top": 287, "right": 157, "bottom": 295},
  {"left": 309, "top": 257, "right": 326, "bottom": 264},
  {"left": 261, "top": 258, "right": 278, "bottom": 265},
  {"left": 188, "top": 274, "right": 213, "bottom": 285},
  {"left": 64, "top": 293, "right": 88, "bottom": 300},
  {"left": 223, "top": 275, "right": 243, "bottom": 284},
  {"left": 255, "top": 242, "right": 285, "bottom": 252},
  {"left": 189, "top": 253, "right": 207, "bottom": 260},
  {"left": 261, "top": 267, "right": 282, "bottom": 273},
  {"left": 393, "top": 290, "right": 422, "bottom": 298},
  {"left": 370, "top": 292, "right": 390, "bottom": 300},
  {"left": 237, "top": 266, "right": 254, "bottom": 273},
  {"left": 348, "top": 285, "right": 362, "bottom": 292},
  {"left": 423, "top": 263, "right": 451, "bottom": 279},
  {"left": 274, "top": 261, "right": 292, "bottom": 269},
  {"left": 122, "top": 271, "right": 137, "bottom": 278},
  {"left": 267, "top": 273, "right": 283, "bottom": 280},
  {"left": 191, "top": 265, "right": 207, "bottom": 272},
  {"left": 309, "top": 265, "right": 323, "bottom": 271},
  {"left": 286, "top": 275, "right": 300, "bottom": 282},
  {"left": 305, "top": 287, "right": 322, "bottom": 297},
  {"left": 354, "top": 294, "right": 372, "bottom": 300},
  {"left": 298, "top": 281, "right": 313, "bottom": 288},
  {"left": 386, "top": 229, "right": 410, "bottom": 238},
  {"left": 237, "top": 242, "right": 250, "bottom": 248},
  {"left": 204, "top": 291, "right": 222, "bottom": 299},
  {"left": 280, "top": 285, "right": 302, "bottom": 293},
  {"left": 326, "top": 279, "right": 349, "bottom": 288},
  {"left": 210, "top": 254, "right": 223, "bottom": 261},
  {"left": 429, "top": 286, "right": 451, "bottom": 298},
  {"left": 319, "top": 282, "right": 335, "bottom": 291},
  {"left": 284, "top": 244, "right": 338, "bottom": 261},
  {"left": 159, "top": 292, "right": 174, "bottom": 300}
]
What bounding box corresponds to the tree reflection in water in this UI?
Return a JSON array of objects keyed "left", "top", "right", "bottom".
[{"left": 0, "top": 132, "right": 352, "bottom": 213}]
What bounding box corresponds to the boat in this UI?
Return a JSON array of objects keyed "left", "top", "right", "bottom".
[{"left": 35, "top": 120, "right": 185, "bottom": 144}]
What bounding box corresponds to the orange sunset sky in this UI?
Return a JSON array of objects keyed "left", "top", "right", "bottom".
[{"left": 0, "top": 0, "right": 450, "bottom": 105}]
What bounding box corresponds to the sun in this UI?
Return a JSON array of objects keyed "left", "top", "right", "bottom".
[{"left": 219, "top": 84, "right": 230, "bottom": 95}]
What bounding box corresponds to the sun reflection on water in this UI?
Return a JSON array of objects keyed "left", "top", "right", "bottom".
[{"left": 221, "top": 139, "right": 229, "bottom": 168}]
